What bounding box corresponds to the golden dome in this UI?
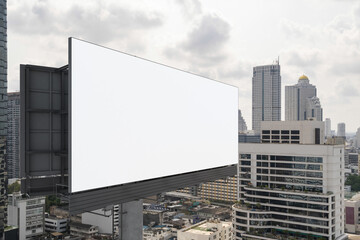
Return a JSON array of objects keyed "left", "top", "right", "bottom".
[{"left": 299, "top": 74, "right": 309, "bottom": 80}]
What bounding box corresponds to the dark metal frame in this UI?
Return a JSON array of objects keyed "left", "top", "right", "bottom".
[{"left": 20, "top": 64, "right": 68, "bottom": 196}]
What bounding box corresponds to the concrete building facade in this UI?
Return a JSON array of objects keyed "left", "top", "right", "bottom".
[
  {"left": 252, "top": 63, "right": 281, "bottom": 133},
  {"left": 285, "top": 75, "right": 323, "bottom": 121},
  {"left": 7, "top": 193, "right": 45, "bottom": 239},
  {"left": 7, "top": 92, "right": 20, "bottom": 179},
  {"left": 233, "top": 142, "right": 345, "bottom": 240},
  {"left": 261, "top": 120, "right": 324, "bottom": 144},
  {"left": 82, "top": 204, "right": 119, "bottom": 235},
  {"left": 44, "top": 215, "right": 68, "bottom": 233},
  {"left": 0, "top": 0, "right": 7, "bottom": 238}
]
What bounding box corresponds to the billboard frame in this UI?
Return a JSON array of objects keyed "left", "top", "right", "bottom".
[{"left": 20, "top": 38, "right": 238, "bottom": 214}]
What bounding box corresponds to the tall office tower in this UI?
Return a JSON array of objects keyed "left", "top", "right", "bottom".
[
  {"left": 356, "top": 127, "right": 360, "bottom": 148},
  {"left": 252, "top": 62, "right": 281, "bottom": 133},
  {"left": 7, "top": 93, "right": 20, "bottom": 179},
  {"left": 337, "top": 122, "right": 346, "bottom": 138},
  {"left": 233, "top": 122, "right": 345, "bottom": 240},
  {"left": 238, "top": 110, "right": 247, "bottom": 133},
  {"left": 0, "top": 0, "right": 7, "bottom": 238},
  {"left": 285, "top": 74, "right": 323, "bottom": 121},
  {"left": 325, "top": 118, "right": 332, "bottom": 138}
]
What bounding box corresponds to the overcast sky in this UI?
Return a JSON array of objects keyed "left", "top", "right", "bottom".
[{"left": 8, "top": 0, "right": 360, "bottom": 133}]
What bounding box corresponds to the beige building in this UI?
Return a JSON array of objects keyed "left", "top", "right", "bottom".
[
  {"left": 178, "top": 177, "right": 237, "bottom": 203},
  {"left": 177, "top": 219, "right": 232, "bottom": 240},
  {"left": 345, "top": 194, "right": 360, "bottom": 234},
  {"left": 261, "top": 120, "right": 324, "bottom": 144}
]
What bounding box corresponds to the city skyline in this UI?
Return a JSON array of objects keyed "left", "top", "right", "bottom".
[{"left": 6, "top": 0, "right": 360, "bottom": 132}]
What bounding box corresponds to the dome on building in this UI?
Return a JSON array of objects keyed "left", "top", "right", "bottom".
[{"left": 299, "top": 74, "right": 309, "bottom": 80}]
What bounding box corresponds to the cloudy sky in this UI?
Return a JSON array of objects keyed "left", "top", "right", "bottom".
[{"left": 7, "top": 0, "right": 360, "bottom": 133}]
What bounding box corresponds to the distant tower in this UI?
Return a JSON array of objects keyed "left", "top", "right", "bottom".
[
  {"left": 325, "top": 118, "right": 331, "bottom": 138},
  {"left": 337, "top": 122, "right": 346, "bottom": 138},
  {"left": 285, "top": 75, "right": 323, "bottom": 121},
  {"left": 7, "top": 92, "right": 20, "bottom": 179},
  {"left": 238, "top": 110, "right": 247, "bottom": 133},
  {"left": 252, "top": 62, "right": 281, "bottom": 133},
  {"left": 356, "top": 127, "right": 360, "bottom": 148},
  {"left": 0, "top": 0, "right": 7, "bottom": 238}
]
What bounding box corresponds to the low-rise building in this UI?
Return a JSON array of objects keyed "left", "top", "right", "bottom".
[
  {"left": 7, "top": 193, "right": 45, "bottom": 239},
  {"left": 69, "top": 221, "right": 98, "bottom": 238},
  {"left": 44, "top": 215, "right": 68, "bottom": 233},
  {"left": 177, "top": 219, "right": 232, "bottom": 240},
  {"left": 345, "top": 194, "right": 360, "bottom": 234},
  {"left": 82, "top": 205, "right": 119, "bottom": 235}
]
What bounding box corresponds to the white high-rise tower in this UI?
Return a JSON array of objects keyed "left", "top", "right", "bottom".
[{"left": 285, "top": 75, "right": 323, "bottom": 121}]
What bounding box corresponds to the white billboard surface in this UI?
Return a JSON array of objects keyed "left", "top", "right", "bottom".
[{"left": 70, "top": 38, "right": 238, "bottom": 193}]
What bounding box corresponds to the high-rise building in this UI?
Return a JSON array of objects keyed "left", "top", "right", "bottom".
[
  {"left": 337, "top": 123, "right": 346, "bottom": 138},
  {"left": 285, "top": 75, "right": 323, "bottom": 121},
  {"left": 238, "top": 110, "right": 247, "bottom": 133},
  {"left": 325, "top": 118, "right": 332, "bottom": 138},
  {"left": 252, "top": 62, "right": 281, "bottom": 133},
  {"left": 7, "top": 92, "right": 20, "bottom": 179},
  {"left": 233, "top": 122, "right": 345, "bottom": 240},
  {"left": 0, "top": 0, "right": 7, "bottom": 238},
  {"left": 356, "top": 127, "right": 360, "bottom": 148}
]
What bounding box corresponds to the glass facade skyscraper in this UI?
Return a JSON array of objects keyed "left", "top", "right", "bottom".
[
  {"left": 252, "top": 63, "right": 281, "bottom": 133},
  {"left": 0, "top": 0, "right": 7, "bottom": 238}
]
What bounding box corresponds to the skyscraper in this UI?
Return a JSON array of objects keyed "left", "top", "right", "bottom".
[
  {"left": 252, "top": 62, "right": 281, "bottom": 133},
  {"left": 238, "top": 109, "right": 247, "bottom": 133},
  {"left": 337, "top": 122, "right": 346, "bottom": 138},
  {"left": 356, "top": 127, "right": 360, "bottom": 149},
  {"left": 0, "top": 0, "right": 6, "bottom": 238},
  {"left": 285, "top": 75, "right": 323, "bottom": 121},
  {"left": 7, "top": 92, "right": 20, "bottom": 179},
  {"left": 325, "top": 118, "right": 331, "bottom": 138}
]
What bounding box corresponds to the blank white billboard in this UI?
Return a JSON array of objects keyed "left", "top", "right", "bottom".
[{"left": 69, "top": 38, "right": 238, "bottom": 193}]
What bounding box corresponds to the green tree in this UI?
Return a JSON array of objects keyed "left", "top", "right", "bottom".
[
  {"left": 45, "top": 195, "right": 61, "bottom": 212},
  {"left": 345, "top": 174, "right": 360, "bottom": 191},
  {"left": 8, "top": 181, "right": 20, "bottom": 194}
]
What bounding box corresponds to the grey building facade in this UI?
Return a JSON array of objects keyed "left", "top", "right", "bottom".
[
  {"left": 0, "top": 0, "right": 7, "bottom": 238},
  {"left": 238, "top": 109, "right": 247, "bottom": 133},
  {"left": 252, "top": 63, "right": 281, "bottom": 133},
  {"left": 7, "top": 92, "right": 20, "bottom": 179},
  {"left": 285, "top": 75, "right": 323, "bottom": 121},
  {"left": 337, "top": 122, "right": 346, "bottom": 138}
]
